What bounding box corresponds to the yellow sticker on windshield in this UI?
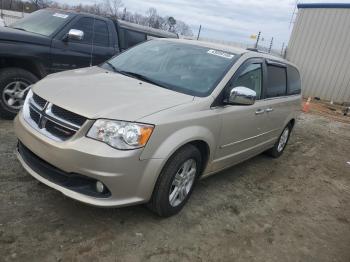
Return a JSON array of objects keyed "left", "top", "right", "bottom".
[{"left": 207, "top": 49, "right": 234, "bottom": 59}]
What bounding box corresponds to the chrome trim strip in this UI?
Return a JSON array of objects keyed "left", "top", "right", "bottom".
[
  {"left": 29, "top": 98, "right": 46, "bottom": 111},
  {"left": 220, "top": 128, "right": 280, "bottom": 149},
  {"left": 24, "top": 93, "right": 82, "bottom": 141},
  {"left": 24, "top": 107, "right": 64, "bottom": 142},
  {"left": 45, "top": 116, "right": 78, "bottom": 132},
  {"left": 45, "top": 103, "right": 81, "bottom": 130}
]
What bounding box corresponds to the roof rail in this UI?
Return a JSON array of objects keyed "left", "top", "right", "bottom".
[
  {"left": 246, "top": 48, "right": 259, "bottom": 52},
  {"left": 246, "top": 48, "right": 269, "bottom": 54}
]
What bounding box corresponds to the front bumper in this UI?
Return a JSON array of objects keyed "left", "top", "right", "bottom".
[{"left": 14, "top": 112, "right": 164, "bottom": 207}]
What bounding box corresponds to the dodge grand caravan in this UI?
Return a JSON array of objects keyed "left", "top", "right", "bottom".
[{"left": 14, "top": 39, "right": 301, "bottom": 217}]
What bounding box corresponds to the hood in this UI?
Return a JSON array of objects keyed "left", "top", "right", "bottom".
[
  {"left": 33, "top": 67, "right": 194, "bottom": 121},
  {"left": 0, "top": 26, "right": 51, "bottom": 46}
]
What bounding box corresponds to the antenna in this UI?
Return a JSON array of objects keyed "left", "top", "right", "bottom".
[{"left": 90, "top": 11, "right": 96, "bottom": 67}]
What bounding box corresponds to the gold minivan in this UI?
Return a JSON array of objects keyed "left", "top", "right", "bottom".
[{"left": 14, "top": 39, "right": 301, "bottom": 217}]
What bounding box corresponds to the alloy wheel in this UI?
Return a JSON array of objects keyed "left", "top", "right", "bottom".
[
  {"left": 277, "top": 127, "right": 289, "bottom": 152},
  {"left": 169, "top": 159, "right": 197, "bottom": 207},
  {"left": 2, "top": 81, "right": 30, "bottom": 110}
]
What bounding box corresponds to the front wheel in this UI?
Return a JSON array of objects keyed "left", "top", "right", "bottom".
[
  {"left": 267, "top": 124, "right": 292, "bottom": 158},
  {"left": 0, "top": 68, "right": 38, "bottom": 120},
  {"left": 147, "top": 145, "right": 202, "bottom": 217}
]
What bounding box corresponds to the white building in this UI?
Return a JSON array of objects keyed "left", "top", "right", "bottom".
[{"left": 287, "top": 3, "right": 350, "bottom": 103}]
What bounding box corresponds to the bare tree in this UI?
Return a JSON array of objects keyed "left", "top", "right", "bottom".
[
  {"left": 167, "top": 16, "right": 176, "bottom": 32},
  {"left": 103, "top": 0, "right": 123, "bottom": 19},
  {"left": 30, "top": 0, "right": 52, "bottom": 9},
  {"left": 174, "top": 20, "right": 193, "bottom": 36},
  {"left": 146, "top": 7, "right": 158, "bottom": 27}
]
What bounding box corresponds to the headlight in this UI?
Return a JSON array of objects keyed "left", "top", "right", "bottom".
[{"left": 87, "top": 119, "right": 154, "bottom": 150}]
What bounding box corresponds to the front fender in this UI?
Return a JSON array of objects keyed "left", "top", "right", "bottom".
[{"left": 140, "top": 125, "right": 218, "bottom": 163}]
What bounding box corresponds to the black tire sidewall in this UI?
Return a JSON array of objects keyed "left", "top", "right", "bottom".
[
  {"left": 0, "top": 68, "right": 38, "bottom": 119},
  {"left": 149, "top": 145, "right": 202, "bottom": 217},
  {"left": 270, "top": 124, "right": 292, "bottom": 158}
]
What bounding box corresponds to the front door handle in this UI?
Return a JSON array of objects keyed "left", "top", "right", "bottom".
[
  {"left": 255, "top": 109, "right": 265, "bottom": 115},
  {"left": 265, "top": 108, "right": 274, "bottom": 113}
]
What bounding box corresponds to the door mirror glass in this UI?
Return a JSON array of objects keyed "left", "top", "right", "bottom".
[
  {"left": 226, "top": 86, "right": 256, "bottom": 105},
  {"left": 67, "top": 29, "right": 84, "bottom": 41}
]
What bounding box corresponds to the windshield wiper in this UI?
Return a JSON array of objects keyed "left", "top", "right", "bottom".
[
  {"left": 12, "top": 27, "right": 27, "bottom": 32},
  {"left": 105, "top": 62, "right": 118, "bottom": 73},
  {"left": 122, "top": 71, "right": 168, "bottom": 88},
  {"left": 113, "top": 68, "right": 168, "bottom": 89},
  {"left": 104, "top": 62, "right": 169, "bottom": 89}
]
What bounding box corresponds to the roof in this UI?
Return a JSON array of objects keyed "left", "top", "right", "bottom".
[
  {"left": 117, "top": 20, "right": 178, "bottom": 38},
  {"left": 163, "top": 38, "right": 247, "bottom": 54},
  {"left": 297, "top": 3, "right": 350, "bottom": 9},
  {"left": 161, "top": 39, "right": 292, "bottom": 64}
]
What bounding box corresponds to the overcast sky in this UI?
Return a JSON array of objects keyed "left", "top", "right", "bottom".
[{"left": 59, "top": 0, "right": 349, "bottom": 50}]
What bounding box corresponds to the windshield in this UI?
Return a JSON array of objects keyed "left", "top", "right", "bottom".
[
  {"left": 9, "top": 9, "right": 73, "bottom": 36},
  {"left": 102, "top": 40, "right": 237, "bottom": 97}
]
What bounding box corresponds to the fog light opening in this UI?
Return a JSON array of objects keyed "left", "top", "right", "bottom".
[{"left": 96, "top": 181, "right": 105, "bottom": 193}]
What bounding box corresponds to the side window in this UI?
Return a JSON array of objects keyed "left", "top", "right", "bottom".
[
  {"left": 266, "top": 65, "right": 287, "bottom": 98},
  {"left": 232, "top": 63, "right": 262, "bottom": 99},
  {"left": 70, "top": 17, "right": 93, "bottom": 44},
  {"left": 94, "top": 20, "right": 109, "bottom": 47},
  {"left": 287, "top": 66, "right": 301, "bottom": 95},
  {"left": 125, "top": 30, "right": 146, "bottom": 48}
]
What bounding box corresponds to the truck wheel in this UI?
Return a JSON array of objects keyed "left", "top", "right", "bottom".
[
  {"left": 147, "top": 145, "right": 202, "bottom": 217},
  {"left": 0, "top": 68, "right": 38, "bottom": 120}
]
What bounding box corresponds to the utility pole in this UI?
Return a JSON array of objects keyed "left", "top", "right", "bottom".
[
  {"left": 254, "top": 31, "right": 261, "bottom": 49},
  {"left": 289, "top": 0, "right": 298, "bottom": 29},
  {"left": 1, "top": 0, "right": 3, "bottom": 19},
  {"left": 197, "top": 25, "right": 202, "bottom": 40},
  {"left": 281, "top": 42, "right": 285, "bottom": 56},
  {"left": 268, "top": 37, "right": 274, "bottom": 53}
]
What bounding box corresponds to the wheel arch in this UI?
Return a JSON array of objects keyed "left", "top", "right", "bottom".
[{"left": 0, "top": 57, "right": 46, "bottom": 79}]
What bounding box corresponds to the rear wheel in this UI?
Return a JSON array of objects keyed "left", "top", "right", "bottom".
[
  {"left": 147, "top": 145, "right": 202, "bottom": 217},
  {"left": 0, "top": 68, "right": 38, "bottom": 120},
  {"left": 267, "top": 124, "right": 292, "bottom": 158}
]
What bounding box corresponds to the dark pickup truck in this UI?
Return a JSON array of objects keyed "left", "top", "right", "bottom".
[{"left": 0, "top": 9, "right": 178, "bottom": 119}]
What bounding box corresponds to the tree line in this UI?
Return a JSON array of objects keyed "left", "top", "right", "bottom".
[{"left": 0, "top": 0, "right": 193, "bottom": 36}]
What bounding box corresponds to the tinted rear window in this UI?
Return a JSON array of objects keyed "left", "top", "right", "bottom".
[
  {"left": 125, "top": 30, "right": 146, "bottom": 48},
  {"left": 266, "top": 65, "right": 287, "bottom": 98},
  {"left": 288, "top": 66, "right": 301, "bottom": 95},
  {"left": 94, "top": 20, "right": 109, "bottom": 46}
]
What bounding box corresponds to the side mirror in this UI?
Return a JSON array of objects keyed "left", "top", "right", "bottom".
[
  {"left": 66, "top": 29, "right": 84, "bottom": 41},
  {"left": 225, "top": 86, "right": 256, "bottom": 105}
]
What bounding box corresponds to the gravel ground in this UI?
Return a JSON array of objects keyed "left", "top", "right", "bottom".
[{"left": 0, "top": 113, "right": 349, "bottom": 262}]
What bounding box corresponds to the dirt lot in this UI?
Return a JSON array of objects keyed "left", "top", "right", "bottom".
[{"left": 1, "top": 113, "right": 349, "bottom": 262}]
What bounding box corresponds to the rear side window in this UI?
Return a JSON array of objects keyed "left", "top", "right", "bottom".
[
  {"left": 287, "top": 66, "right": 301, "bottom": 95},
  {"left": 125, "top": 30, "right": 146, "bottom": 48},
  {"left": 266, "top": 65, "right": 287, "bottom": 98},
  {"left": 94, "top": 20, "right": 109, "bottom": 47}
]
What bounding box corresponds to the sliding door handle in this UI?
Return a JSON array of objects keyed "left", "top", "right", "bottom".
[
  {"left": 265, "top": 108, "right": 274, "bottom": 113},
  {"left": 255, "top": 109, "right": 265, "bottom": 115}
]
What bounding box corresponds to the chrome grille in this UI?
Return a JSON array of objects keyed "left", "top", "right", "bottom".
[
  {"left": 51, "top": 105, "right": 86, "bottom": 126},
  {"left": 32, "top": 93, "right": 47, "bottom": 109},
  {"left": 23, "top": 92, "right": 87, "bottom": 141}
]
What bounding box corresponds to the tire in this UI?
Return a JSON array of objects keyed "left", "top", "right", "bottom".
[
  {"left": 267, "top": 124, "right": 292, "bottom": 158},
  {"left": 0, "top": 68, "right": 39, "bottom": 120},
  {"left": 147, "top": 144, "right": 202, "bottom": 217}
]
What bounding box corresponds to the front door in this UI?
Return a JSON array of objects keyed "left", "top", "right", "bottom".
[
  {"left": 212, "top": 59, "right": 272, "bottom": 171},
  {"left": 50, "top": 17, "right": 95, "bottom": 72}
]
